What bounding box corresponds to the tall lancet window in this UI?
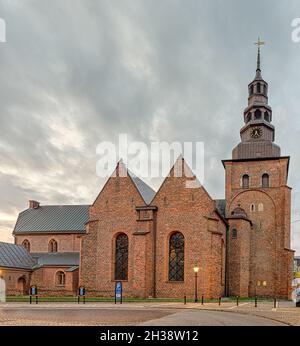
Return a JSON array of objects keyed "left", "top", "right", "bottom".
[
  {"left": 115, "top": 233, "right": 128, "bottom": 280},
  {"left": 242, "top": 174, "right": 249, "bottom": 189},
  {"left": 262, "top": 173, "right": 270, "bottom": 188},
  {"left": 169, "top": 232, "right": 184, "bottom": 282}
]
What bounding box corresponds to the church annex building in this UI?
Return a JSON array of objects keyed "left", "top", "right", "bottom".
[{"left": 0, "top": 46, "right": 294, "bottom": 299}]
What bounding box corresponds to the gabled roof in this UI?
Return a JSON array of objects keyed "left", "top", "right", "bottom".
[
  {"left": 0, "top": 242, "right": 36, "bottom": 270},
  {"left": 13, "top": 205, "right": 89, "bottom": 234},
  {"left": 31, "top": 252, "right": 79, "bottom": 267},
  {"left": 128, "top": 171, "right": 156, "bottom": 205}
]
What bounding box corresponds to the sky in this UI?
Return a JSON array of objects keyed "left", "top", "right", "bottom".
[{"left": 0, "top": 0, "right": 300, "bottom": 253}]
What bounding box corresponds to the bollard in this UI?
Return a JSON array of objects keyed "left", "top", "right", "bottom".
[
  {"left": 254, "top": 296, "right": 257, "bottom": 308},
  {"left": 236, "top": 296, "right": 239, "bottom": 306},
  {"left": 184, "top": 295, "right": 186, "bottom": 305},
  {"left": 30, "top": 295, "right": 32, "bottom": 304},
  {"left": 36, "top": 296, "right": 38, "bottom": 305},
  {"left": 273, "top": 297, "right": 277, "bottom": 309},
  {"left": 201, "top": 294, "right": 204, "bottom": 305},
  {"left": 218, "top": 297, "right": 221, "bottom": 306},
  {"left": 83, "top": 296, "right": 86, "bottom": 304},
  {"left": 78, "top": 296, "right": 80, "bottom": 304}
]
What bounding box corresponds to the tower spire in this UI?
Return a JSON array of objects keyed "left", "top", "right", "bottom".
[
  {"left": 254, "top": 37, "right": 265, "bottom": 78},
  {"left": 231, "top": 38, "right": 281, "bottom": 160}
]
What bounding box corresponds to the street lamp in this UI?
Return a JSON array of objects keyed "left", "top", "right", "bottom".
[{"left": 193, "top": 265, "right": 199, "bottom": 303}]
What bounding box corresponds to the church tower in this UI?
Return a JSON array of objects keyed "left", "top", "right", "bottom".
[{"left": 223, "top": 39, "right": 294, "bottom": 299}]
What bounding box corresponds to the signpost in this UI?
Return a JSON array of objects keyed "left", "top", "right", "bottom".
[
  {"left": 29, "top": 285, "right": 38, "bottom": 304},
  {"left": 78, "top": 286, "right": 86, "bottom": 304},
  {"left": 115, "top": 282, "right": 122, "bottom": 304}
]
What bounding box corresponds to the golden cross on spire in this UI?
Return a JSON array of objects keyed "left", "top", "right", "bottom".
[
  {"left": 255, "top": 37, "right": 266, "bottom": 47},
  {"left": 254, "top": 37, "right": 265, "bottom": 72}
]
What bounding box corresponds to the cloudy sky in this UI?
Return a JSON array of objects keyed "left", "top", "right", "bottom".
[{"left": 0, "top": 0, "right": 300, "bottom": 253}]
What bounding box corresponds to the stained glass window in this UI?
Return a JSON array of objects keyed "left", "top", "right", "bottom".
[
  {"left": 169, "top": 232, "right": 184, "bottom": 281},
  {"left": 115, "top": 233, "right": 128, "bottom": 280}
]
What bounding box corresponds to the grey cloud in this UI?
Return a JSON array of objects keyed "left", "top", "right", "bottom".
[{"left": 0, "top": 0, "right": 300, "bottom": 253}]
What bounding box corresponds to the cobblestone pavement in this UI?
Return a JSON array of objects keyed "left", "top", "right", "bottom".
[{"left": 0, "top": 301, "right": 298, "bottom": 326}]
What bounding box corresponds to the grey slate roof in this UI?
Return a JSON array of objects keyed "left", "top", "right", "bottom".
[
  {"left": 128, "top": 172, "right": 156, "bottom": 204},
  {"left": 31, "top": 252, "right": 79, "bottom": 267},
  {"left": 0, "top": 242, "right": 36, "bottom": 270},
  {"left": 214, "top": 199, "right": 226, "bottom": 218},
  {"left": 14, "top": 205, "right": 89, "bottom": 234}
]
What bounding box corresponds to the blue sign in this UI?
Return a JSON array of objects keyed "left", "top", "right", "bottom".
[
  {"left": 79, "top": 287, "right": 86, "bottom": 296},
  {"left": 30, "top": 286, "right": 37, "bottom": 295},
  {"left": 115, "top": 282, "right": 122, "bottom": 301}
]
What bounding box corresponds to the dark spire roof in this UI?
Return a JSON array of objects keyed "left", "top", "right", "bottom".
[{"left": 255, "top": 37, "right": 264, "bottom": 80}]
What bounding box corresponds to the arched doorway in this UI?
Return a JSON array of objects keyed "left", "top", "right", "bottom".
[{"left": 17, "top": 277, "right": 26, "bottom": 295}]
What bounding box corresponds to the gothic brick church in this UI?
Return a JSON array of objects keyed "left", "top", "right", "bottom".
[{"left": 0, "top": 45, "right": 294, "bottom": 299}]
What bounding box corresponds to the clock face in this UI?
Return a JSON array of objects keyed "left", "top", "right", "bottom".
[{"left": 250, "top": 127, "right": 262, "bottom": 139}]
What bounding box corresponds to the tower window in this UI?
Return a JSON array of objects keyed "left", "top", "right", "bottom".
[
  {"left": 254, "top": 109, "right": 261, "bottom": 120},
  {"left": 232, "top": 229, "right": 237, "bottom": 239},
  {"left": 263, "top": 84, "right": 267, "bottom": 95},
  {"left": 242, "top": 174, "right": 249, "bottom": 189},
  {"left": 264, "top": 111, "right": 270, "bottom": 122},
  {"left": 250, "top": 204, "right": 255, "bottom": 212},
  {"left": 262, "top": 173, "right": 269, "bottom": 188},
  {"left": 258, "top": 203, "right": 264, "bottom": 212},
  {"left": 257, "top": 83, "right": 261, "bottom": 93}
]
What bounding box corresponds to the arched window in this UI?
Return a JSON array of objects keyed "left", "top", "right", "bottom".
[
  {"left": 254, "top": 109, "right": 261, "bottom": 120},
  {"left": 262, "top": 173, "right": 269, "bottom": 188},
  {"left": 55, "top": 271, "right": 65, "bottom": 286},
  {"left": 257, "top": 83, "right": 261, "bottom": 93},
  {"left": 264, "top": 111, "right": 270, "bottom": 122},
  {"left": 115, "top": 233, "right": 128, "bottom": 280},
  {"left": 49, "top": 239, "right": 58, "bottom": 253},
  {"left": 250, "top": 204, "right": 255, "bottom": 212},
  {"left": 242, "top": 174, "right": 249, "bottom": 189},
  {"left": 169, "top": 232, "right": 184, "bottom": 281},
  {"left": 22, "top": 239, "right": 30, "bottom": 252}
]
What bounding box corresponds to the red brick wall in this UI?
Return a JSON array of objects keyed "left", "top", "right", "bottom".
[
  {"left": 80, "top": 163, "right": 150, "bottom": 297},
  {"left": 80, "top": 160, "right": 226, "bottom": 299},
  {"left": 15, "top": 233, "right": 81, "bottom": 253},
  {"left": 224, "top": 157, "right": 294, "bottom": 298},
  {"left": 31, "top": 267, "right": 78, "bottom": 296},
  {"left": 227, "top": 218, "right": 251, "bottom": 296},
  {"left": 152, "top": 160, "right": 226, "bottom": 299},
  {"left": 0, "top": 268, "right": 32, "bottom": 296}
]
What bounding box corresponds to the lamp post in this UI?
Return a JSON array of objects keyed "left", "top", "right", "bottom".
[{"left": 193, "top": 265, "right": 199, "bottom": 303}]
